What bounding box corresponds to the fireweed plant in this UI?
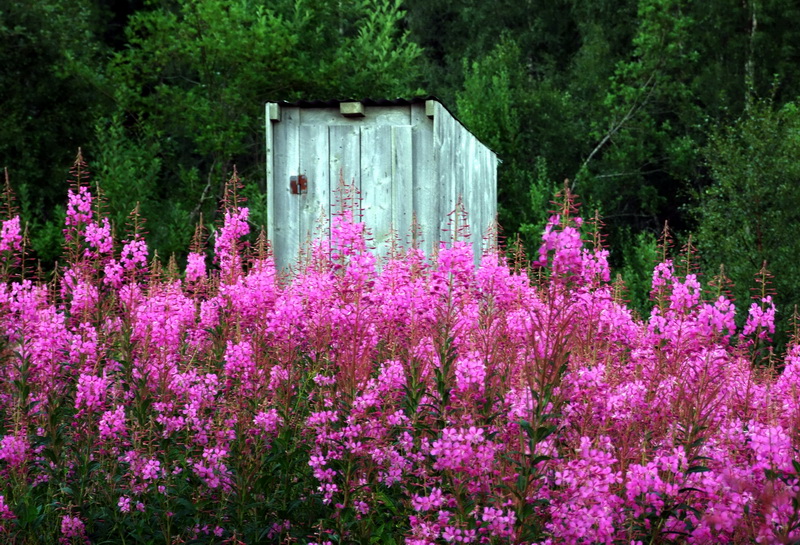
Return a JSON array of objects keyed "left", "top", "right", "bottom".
[{"left": 0, "top": 154, "right": 799, "bottom": 545}]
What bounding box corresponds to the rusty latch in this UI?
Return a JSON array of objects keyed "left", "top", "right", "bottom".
[{"left": 290, "top": 174, "right": 308, "bottom": 195}]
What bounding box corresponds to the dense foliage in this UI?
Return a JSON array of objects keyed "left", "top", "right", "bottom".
[
  {"left": 1, "top": 159, "right": 799, "bottom": 543},
  {"left": 6, "top": 0, "right": 800, "bottom": 326},
  {"left": 1, "top": 0, "right": 423, "bottom": 261}
]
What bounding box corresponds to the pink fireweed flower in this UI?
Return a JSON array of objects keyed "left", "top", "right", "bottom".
[
  {"left": 436, "top": 241, "right": 475, "bottom": 286},
  {"left": 120, "top": 237, "right": 148, "bottom": 272},
  {"left": 192, "top": 446, "right": 230, "bottom": 489},
  {"left": 223, "top": 340, "right": 259, "bottom": 390},
  {"left": 651, "top": 259, "right": 674, "bottom": 291},
  {"left": 548, "top": 437, "right": 623, "bottom": 544},
  {"left": 581, "top": 247, "right": 611, "bottom": 283},
  {"left": 75, "top": 372, "right": 110, "bottom": 413},
  {"left": 625, "top": 448, "right": 688, "bottom": 518},
  {"left": 307, "top": 410, "right": 339, "bottom": 427},
  {"left": 746, "top": 421, "right": 793, "bottom": 472},
  {"left": 535, "top": 214, "right": 583, "bottom": 278},
  {"left": 0, "top": 495, "right": 14, "bottom": 520},
  {"left": 70, "top": 280, "right": 100, "bottom": 317},
  {"left": 479, "top": 506, "right": 516, "bottom": 539},
  {"left": 118, "top": 496, "right": 131, "bottom": 513},
  {"left": 668, "top": 273, "right": 702, "bottom": 313},
  {"left": 697, "top": 296, "right": 737, "bottom": 337},
  {"left": 0, "top": 434, "right": 29, "bottom": 469},
  {"left": 411, "top": 488, "right": 445, "bottom": 511},
  {"left": 59, "top": 266, "right": 80, "bottom": 301},
  {"left": 454, "top": 354, "right": 486, "bottom": 395},
  {"left": 268, "top": 365, "right": 290, "bottom": 391},
  {"left": 253, "top": 409, "right": 283, "bottom": 438},
  {"left": 65, "top": 186, "right": 92, "bottom": 227},
  {"left": 103, "top": 259, "right": 124, "bottom": 288},
  {"left": 99, "top": 405, "right": 127, "bottom": 441},
  {"left": 743, "top": 296, "right": 776, "bottom": 339},
  {"left": 267, "top": 520, "right": 291, "bottom": 540},
  {"left": 308, "top": 454, "right": 327, "bottom": 470},
  {"left": 140, "top": 458, "right": 162, "bottom": 482},
  {"left": 0, "top": 216, "right": 22, "bottom": 254},
  {"left": 83, "top": 217, "right": 113, "bottom": 256},
  {"left": 430, "top": 426, "right": 497, "bottom": 477},
  {"left": 214, "top": 207, "right": 249, "bottom": 277},
  {"left": 442, "top": 526, "right": 477, "bottom": 543},
  {"left": 185, "top": 251, "right": 206, "bottom": 282},
  {"left": 60, "top": 515, "right": 86, "bottom": 541},
  {"left": 68, "top": 324, "right": 100, "bottom": 369},
  {"left": 331, "top": 210, "right": 367, "bottom": 260}
]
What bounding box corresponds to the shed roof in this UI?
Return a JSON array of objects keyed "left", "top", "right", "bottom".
[
  {"left": 273, "top": 96, "right": 435, "bottom": 108},
  {"left": 270, "top": 96, "right": 497, "bottom": 157}
]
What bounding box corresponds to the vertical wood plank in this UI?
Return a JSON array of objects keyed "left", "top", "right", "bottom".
[
  {"left": 392, "top": 125, "right": 414, "bottom": 251},
  {"left": 479, "top": 139, "right": 487, "bottom": 253},
  {"left": 461, "top": 132, "right": 473, "bottom": 254},
  {"left": 466, "top": 134, "right": 482, "bottom": 260},
  {"left": 360, "top": 124, "right": 393, "bottom": 257},
  {"left": 299, "top": 124, "right": 331, "bottom": 253},
  {"left": 271, "top": 107, "right": 300, "bottom": 271},
  {"left": 412, "top": 104, "right": 436, "bottom": 258},
  {"left": 481, "top": 145, "right": 498, "bottom": 253},
  {"left": 328, "top": 125, "right": 362, "bottom": 220},
  {"left": 436, "top": 102, "right": 456, "bottom": 248},
  {"left": 454, "top": 116, "right": 467, "bottom": 244},
  {"left": 489, "top": 149, "right": 499, "bottom": 250},
  {"left": 265, "top": 102, "right": 275, "bottom": 254}
]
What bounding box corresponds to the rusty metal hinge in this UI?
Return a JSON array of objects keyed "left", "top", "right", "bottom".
[{"left": 290, "top": 174, "right": 308, "bottom": 195}]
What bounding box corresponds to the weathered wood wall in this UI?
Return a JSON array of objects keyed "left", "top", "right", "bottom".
[{"left": 266, "top": 99, "right": 497, "bottom": 271}]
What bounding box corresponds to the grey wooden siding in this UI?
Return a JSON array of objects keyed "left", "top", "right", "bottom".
[{"left": 266, "top": 100, "right": 497, "bottom": 271}]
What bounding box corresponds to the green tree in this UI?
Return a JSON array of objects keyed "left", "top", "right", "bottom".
[
  {"left": 577, "top": 0, "right": 704, "bottom": 239},
  {"left": 696, "top": 97, "right": 800, "bottom": 335},
  {"left": 103, "top": 0, "right": 423, "bottom": 255},
  {"left": 0, "top": 0, "right": 110, "bottom": 261},
  {"left": 456, "top": 37, "right": 580, "bottom": 246},
  {"left": 405, "top": 0, "right": 581, "bottom": 106}
]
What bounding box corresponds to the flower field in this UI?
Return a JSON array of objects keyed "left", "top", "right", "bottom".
[{"left": 1, "top": 158, "right": 799, "bottom": 544}]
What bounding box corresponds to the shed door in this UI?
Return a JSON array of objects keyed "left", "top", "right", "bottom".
[
  {"left": 303, "top": 123, "right": 414, "bottom": 261},
  {"left": 269, "top": 107, "right": 415, "bottom": 269}
]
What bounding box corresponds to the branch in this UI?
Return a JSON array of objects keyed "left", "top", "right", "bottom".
[
  {"left": 575, "top": 71, "right": 658, "bottom": 188},
  {"left": 191, "top": 158, "right": 218, "bottom": 224}
]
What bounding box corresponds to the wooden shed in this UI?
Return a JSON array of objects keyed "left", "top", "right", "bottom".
[{"left": 265, "top": 97, "right": 497, "bottom": 270}]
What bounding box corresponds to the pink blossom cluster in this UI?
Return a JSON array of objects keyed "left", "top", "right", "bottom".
[
  {"left": 1, "top": 180, "right": 800, "bottom": 543},
  {"left": 184, "top": 251, "right": 206, "bottom": 282},
  {"left": 743, "top": 295, "right": 777, "bottom": 339},
  {"left": 0, "top": 434, "right": 28, "bottom": 469},
  {"left": 65, "top": 186, "right": 93, "bottom": 227},
  {"left": 0, "top": 495, "right": 14, "bottom": 521},
  {"left": 0, "top": 216, "right": 21, "bottom": 255},
  {"left": 60, "top": 515, "right": 87, "bottom": 544}
]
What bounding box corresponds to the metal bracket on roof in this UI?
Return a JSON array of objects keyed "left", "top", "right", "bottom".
[
  {"left": 340, "top": 102, "right": 365, "bottom": 117},
  {"left": 425, "top": 100, "right": 436, "bottom": 118}
]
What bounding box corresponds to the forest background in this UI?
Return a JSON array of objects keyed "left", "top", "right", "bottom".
[{"left": 3, "top": 0, "right": 800, "bottom": 339}]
